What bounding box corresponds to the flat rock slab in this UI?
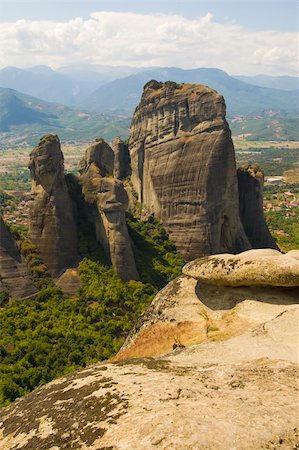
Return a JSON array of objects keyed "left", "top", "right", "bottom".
[{"left": 183, "top": 249, "right": 299, "bottom": 287}]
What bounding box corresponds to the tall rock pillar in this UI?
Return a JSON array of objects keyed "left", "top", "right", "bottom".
[{"left": 28, "top": 134, "right": 78, "bottom": 278}]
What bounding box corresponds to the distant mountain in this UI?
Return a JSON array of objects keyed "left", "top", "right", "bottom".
[
  {"left": 0, "top": 65, "right": 145, "bottom": 107},
  {"left": 0, "top": 66, "right": 99, "bottom": 107},
  {"left": 0, "top": 87, "right": 130, "bottom": 147},
  {"left": 233, "top": 74, "right": 298, "bottom": 91},
  {"left": 83, "top": 67, "right": 298, "bottom": 116},
  {"left": 0, "top": 88, "right": 56, "bottom": 131},
  {"left": 56, "top": 63, "right": 143, "bottom": 84},
  {"left": 2, "top": 66, "right": 298, "bottom": 118}
]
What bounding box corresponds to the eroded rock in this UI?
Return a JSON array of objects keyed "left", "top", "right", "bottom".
[
  {"left": 129, "top": 80, "right": 251, "bottom": 260},
  {"left": 28, "top": 134, "right": 78, "bottom": 278},
  {"left": 238, "top": 166, "right": 279, "bottom": 249},
  {"left": 183, "top": 249, "right": 299, "bottom": 287},
  {"left": 79, "top": 138, "right": 114, "bottom": 177},
  {"left": 55, "top": 268, "right": 82, "bottom": 296},
  {"left": 80, "top": 142, "right": 139, "bottom": 281},
  {"left": 111, "top": 137, "right": 131, "bottom": 180},
  {"left": 0, "top": 216, "right": 37, "bottom": 299}
]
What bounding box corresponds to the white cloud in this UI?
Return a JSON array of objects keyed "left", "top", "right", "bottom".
[{"left": 0, "top": 11, "right": 297, "bottom": 75}]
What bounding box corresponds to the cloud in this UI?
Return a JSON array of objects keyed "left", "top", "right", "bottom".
[{"left": 0, "top": 11, "right": 297, "bottom": 75}]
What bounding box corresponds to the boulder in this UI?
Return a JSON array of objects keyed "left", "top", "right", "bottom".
[
  {"left": 0, "top": 216, "right": 37, "bottom": 299},
  {"left": 28, "top": 134, "right": 78, "bottom": 278},
  {"left": 129, "top": 80, "right": 251, "bottom": 260},
  {"left": 183, "top": 248, "right": 299, "bottom": 287},
  {"left": 55, "top": 268, "right": 81, "bottom": 296}
]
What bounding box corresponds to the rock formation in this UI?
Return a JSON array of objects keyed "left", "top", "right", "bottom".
[
  {"left": 238, "top": 165, "right": 279, "bottom": 249},
  {"left": 79, "top": 138, "right": 114, "bottom": 177},
  {"left": 28, "top": 134, "right": 78, "bottom": 278},
  {"left": 116, "top": 248, "right": 299, "bottom": 360},
  {"left": 0, "top": 216, "right": 37, "bottom": 299},
  {"left": 56, "top": 268, "right": 82, "bottom": 296},
  {"left": 183, "top": 248, "right": 299, "bottom": 287},
  {"left": 129, "top": 80, "right": 251, "bottom": 261},
  {"left": 80, "top": 140, "right": 139, "bottom": 281},
  {"left": 111, "top": 137, "right": 131, "bottom": 180},
  {"left": 1, "top": 249, "right": 298, "bottom": 449}
]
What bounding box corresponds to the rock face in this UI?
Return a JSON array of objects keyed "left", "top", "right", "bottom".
[
  {"left": 117, "top": 249, "right": 299, "bottom": 360},
  {"left": 28, "top": 134, "right": 78, "bottom": 278},
  {"left": 79, "top": 138, "right": 114, "bottom": 177},
  {"left": 111, "top": 137, "right": 131, "bottom": 180},
  {"left": 129, "top": 80, "right": 251, "bottom": 261},
  {"left": 80, "top": 141, "right": 139, "bottom": 281},
  {"left": 0, "top": 217, "right": 37, "bottom": 299},
  {"left": 238, "top": 166, "right": 279, "bottom": 249},
  {"left": 183, "top": 249, "right": 299, "bottom": 287}
]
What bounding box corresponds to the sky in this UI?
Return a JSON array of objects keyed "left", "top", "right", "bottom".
[{"left": 0, "top": 0, "right": 298, "bottom": 76}]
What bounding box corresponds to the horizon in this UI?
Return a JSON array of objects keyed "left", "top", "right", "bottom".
[
  {"left": 0, "top": 1, "right": 297, "bottom": 76},
  {"left": 0, "top": 63, "right": 298, "bottom": 79}
]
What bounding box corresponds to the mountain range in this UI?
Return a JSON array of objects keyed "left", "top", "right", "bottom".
[
  {"left": 0, "top": 87, "right": 130, "bottom": 146},
  {"left": 1, "top": 65, "right": 298, "bottom": 115},
  {"left": 0, "top": 65, "right": 298, "bottom": 145}
]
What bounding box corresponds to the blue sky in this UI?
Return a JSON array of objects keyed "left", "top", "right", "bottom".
[
  {"left": 0, "top": 1, "right": 297, "bottom": 75},
  {"left": 1, "top": 0, "right": 297, "bottom": 31}
]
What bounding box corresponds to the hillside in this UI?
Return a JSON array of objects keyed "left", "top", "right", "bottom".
[{"left": 0, "top": 87, "right": 130, "bottom": 147}]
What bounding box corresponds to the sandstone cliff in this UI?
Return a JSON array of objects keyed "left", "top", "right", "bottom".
[
  {"left": 111, "top": 137, "right": 131, "bottom": 180},
  {"left": 79, "top": 138, "right": 114, "bottom": 177},
  {"left": 80, "top": 140, "right": 139, "bottom": 281},
  {"left": 0, "top": 216, "right": 37, "bottom": 299},
  {"left": 238, "top": 165, "right": 279, "bottom": 249},
  {"left": 129, "top": 80, "right": 251, "bottom": 261},
  {"left": 28, "top": 134, "right": 78, "bottom": 278}
]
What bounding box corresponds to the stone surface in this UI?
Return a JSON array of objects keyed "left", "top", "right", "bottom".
[
  {"left": 0, "top": 308, "right": 298, "bottom": 450},
  {"left": 116, "top": 273, "right": 299, "bottom": 360},
  {"left": 111, "top": 137, "right": 131, "bottom": 180},
  {"left": 238, "top": 166, "right": 279, "bottom": 249},
  {"left": 129, "top": 80, "right": 251, "bottom": 261},
  {"left": 0, "top": 216, "right": 38, "bottom": 299},
  {"left": 28, "top": 134, "right": 78, "bottom": 278},
  {"left": 55, "top": 268, "right": 81, "bottom": 296},
  {"left": 183, "top": 249, "right": 299, "bottom": 287},
  {"left": 80, "top": 144, "right": 139, "bottom": 281},
  {"left": 79, "top": 138, "right": 114, "bottom": 177},
  {"left": 95, "top": 177, "right": 139, "bottom": 281}
]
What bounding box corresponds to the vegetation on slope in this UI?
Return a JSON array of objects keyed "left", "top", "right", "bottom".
[{"left": 0, "top": 181, "right": 184, "bottom": 407}]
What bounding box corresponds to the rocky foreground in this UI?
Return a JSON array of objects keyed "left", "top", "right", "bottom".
[{"left": 0, "top": 249, "right": 298, "bottom": 450}]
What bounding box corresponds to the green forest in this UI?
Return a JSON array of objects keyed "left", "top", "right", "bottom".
[{"left": 0, "top": 209, "right": 184, "bottom": 407}]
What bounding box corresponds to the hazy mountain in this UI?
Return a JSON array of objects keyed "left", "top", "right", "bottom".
[
  {"left": 0, "top": 66, "right": 98, "bottom": 106},
  {"left": 0, "top": 87, "right": 130, "bottom": 146},
  {"left": 56, "top": 63, "right": 143, "bottom": 83},
  {"left": 1, "top": 65, "right": 297, "bottom": 117},
  {"left": 0, "top": 88, "right": 56, "bottom": 131},
  {"left": 233, "top": 74, "right": 298, "bottom": 91},
  {"left": 83, "top": 67, "right": 298, "bottom": 116},
  {"left": 0, "top": 65, "right": 146, "bottom": 107}
]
